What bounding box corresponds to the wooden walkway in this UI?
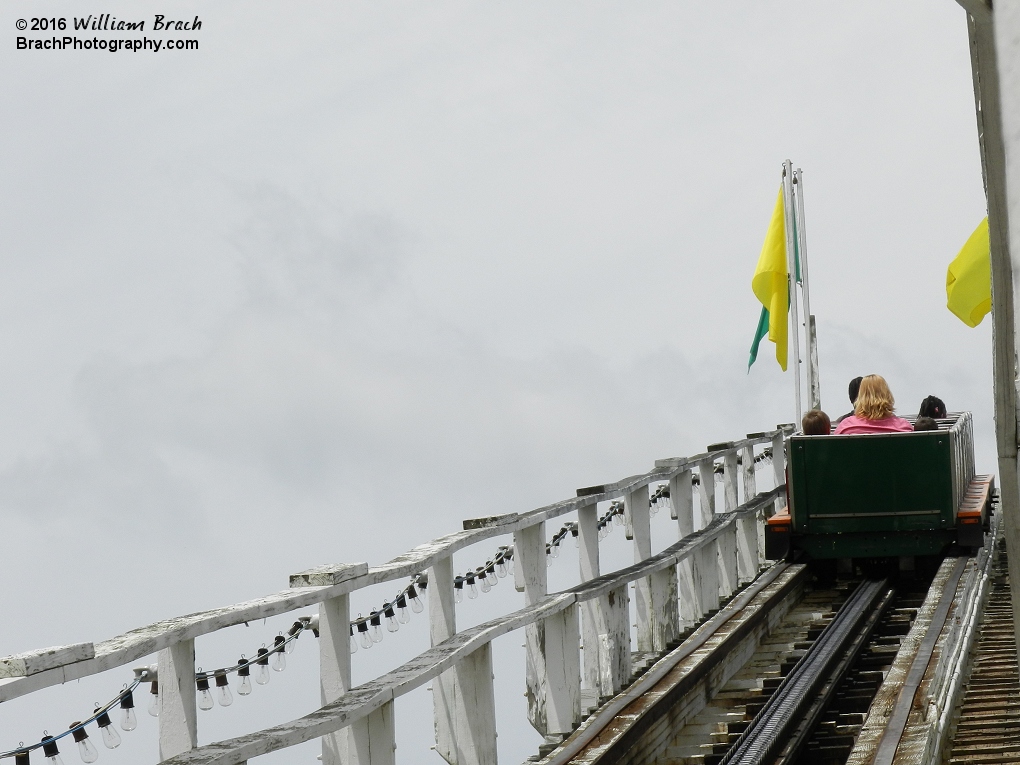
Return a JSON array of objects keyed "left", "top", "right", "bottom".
[{"left": 947, "top": 538, "right": 1020, "bottom": 765}]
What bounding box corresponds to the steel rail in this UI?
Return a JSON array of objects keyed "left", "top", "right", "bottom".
[{"left": 719, "top": 577, "right": 893, "bottom": 765}]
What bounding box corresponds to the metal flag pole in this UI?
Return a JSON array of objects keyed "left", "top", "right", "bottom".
[
  {"left": 794, "top": 168, "right": 821, "bottom": 411},
  {"left": 782, "top": 160, "right": 803, "bottom": 425}
]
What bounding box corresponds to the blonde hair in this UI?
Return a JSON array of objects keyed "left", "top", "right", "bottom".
[{"left": 855, "top": 374, "right": 896, "bottom": 420}]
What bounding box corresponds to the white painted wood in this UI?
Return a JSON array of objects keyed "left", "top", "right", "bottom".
[
  {"left": 627, "top": 485, "right": 655, "bottom": 652},
  {"left": 514, "top": 521, "right": 549, "bottom": 734},
  {"left": 722, "top": 450, "right": 739, "bottom": 512},
  {"left": 772, "top": 431, "right": 787, "bottom": 506},
  {"left": 736, "top": 512, "right": 759, "bottom": 585},
  {"left": 448, "top": 644, "right": 498, "bottom": 765},
  {"left": 717, "top": 524, "right": 738, "bottom": 599},
  {"left": 677, "top": 553, "right": 700, "bottom": 630},
  {"left": 545, "top": 604, "right": 581, "bottom": 735},
  {"left": 980, "top": 1, "right": 1020, "bottom": 662},
  {"left": 649, "top": 565, "right": 680, "bottom": 650},
  {"left": 349, "top": 699, "right": 396, "bottom": 765},
  {"left": 698, "top": 540, "right": 720, "bottom": 615},
  {"left": 156, "top": 488, "right": 787, "bottom": 765},
  {"left": 697, "top": 457, "right": 716, "bottom": 528},
  {"left": 601, "top": 584, "right": 631, "bottom": 695},
  {"left": 319, "top": 595, "right": 351, "bottom": 765},
  {"left": 158, "top": 639, "right": 198, "bottom": 760},
  {"left": 740, "top": 445, "right": 756, "bottom": 506},
  {"left": 0, "top": 643, "right": 95, "bottom": 679},
  {"left": 577, "top": 502, "right": 602, "bottom": 693},
  {"left": 429, "top": 555, "right": 459, "bottom": 765}
]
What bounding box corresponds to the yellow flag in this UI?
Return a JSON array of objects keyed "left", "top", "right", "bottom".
[
  {"left": 751, "top": 186, "right": 789, "bottom": 370},
  {"left": 946, "top": 217, "right": 991, "bottom": 328}
]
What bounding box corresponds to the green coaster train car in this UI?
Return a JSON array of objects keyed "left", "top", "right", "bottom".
[{"left": 765, "top": 412, "right": 994, "bottom": 562}]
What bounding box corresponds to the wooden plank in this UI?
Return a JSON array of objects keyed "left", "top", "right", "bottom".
[
  {"left": 159, "top": 639, "right": 198, "bottom": 760},
  {"left": 0, "top": 643, "right": 94, "bottom": 679},
  {"left": 545, "top": 604, "right": 581, "bottom": 735},
  {"left": 740, "top": 444, "right": 756, "bottom": 506},
  {"left": 348, "top": 700, "right": 395, "bottom": 765},
  {"left": 628, "top": 484, "right": 654, "bottom": 652},
  {"left": 160, "top": 594, "right": 576, "bottom": 765},
  {"left": 289, "top": 563, "right": 368, "bottom": 588},
  {"left": 516, "top": 522, "right": 549, "bottom": 734},
  {"left": 697, "top": 456, "right": 716, "bottom": 528},
  {"left": 577, "top": 501, "right": 603, "bottom": 695},
  {"left": 319, "top": 595, "right": 351, "bottom": 765},
  {"left": 429, "top": 556, "right": 458, "bottom": 765},
  {"left": 722, "top": 450, "right": 739, "bottom": 512}
]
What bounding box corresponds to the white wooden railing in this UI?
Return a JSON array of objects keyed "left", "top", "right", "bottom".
[{"left": 0, "top": 426, "right": 794, "bottom": 765}]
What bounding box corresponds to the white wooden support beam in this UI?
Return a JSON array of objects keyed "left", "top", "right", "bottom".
[
  {"left": 429, "top": 555, "right": 458, "bottom": 764},
  {"left": 577, "top": 501, "right": 603, "bottom": 694},
  {"left": 717, "top": 523, "right": 738, "bottom": 600},
  {"left": 697, "top": 457, "right": 716, "bottom": 528},
  {"left": 698, "top": 540, "right": 720, "bottom": 615},
  {"left": 348, "top": 699, "right": 396, "bottom": 765},
  {"left": 600, "top": 584, "right": 631, "bottom": 695},
  {"left": 722, "top": 449, "right": 739, "bottom": 512},
  {"left": 319, "top": 595, "right": 351, "bottom": 765},
  {"left": 740, "top": 444, "right": 757, "bottom": 505},
  {"left": 544, "top": 604, "right": 581, "bottom": 736},
  {"left": 649, "top": 565, "right": 680, "bottom": 651},
  {"left": 434, "top": 643, "right": 497, "bottom": 765},
  {"left": 158, "top": 639, "right": 197, "bottom": 760},
  {"left": 670, "top": 469, "right": 697, "bottom": 630},
  {"left": 514, "top": 522, "right": 549, "bottom": 734},
  {"left": 771, "top": 432, "right": 786, "bottom": 506},
  {"left": 678, "top": 551, "right": 701, "bottom": 630},
  {"left": 736, "top": 512, "right": 759, "bottom": 586},
  {"left": 626, "top": 485, "right": 656, "bottom": 652}
]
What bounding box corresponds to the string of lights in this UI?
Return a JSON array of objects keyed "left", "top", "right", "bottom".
[
  {"left": 3, "top": 445, "right": 776, "bottom": 760},
  {"left": 0, "top": 619, "right": 314, "bottom": 764}
]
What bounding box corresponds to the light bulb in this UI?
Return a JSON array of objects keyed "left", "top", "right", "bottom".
[
  {"left": 255, "top": 648, "right": 271, "bottom": 684},
  {"left": 196, "top": 674, "right": 214, "bottom": 711},
  {"left": 384, "top": 606, "right": 399, "bottom": 633},
  {"left": 551, "top": 543, "right": 560, "bottom": 559},
  {"left": 148, "top": 681, "right": 159, "bottom": 717},
  {"left": 95, "top": 711, "right": 120, "bottom": 749},
  {"left": 119, "top": 692, "right": 137, "bottom": 731},
  {"left": 357, "top": 620, "right": 372, "bottom": 649},
  {"left": 271, "top": 636, "right": 287, "bottom": 671},
  {"left": 285, "top": 623, "right": 301, "bottom": 654},
  {"left": 215, "top": 673, "right": 233, "bottom": 707},
  {"left": 485, "top": 567, "right": 498, "bottom": 586},
  {"left": 480, "top": 576, "right": 491, "bottom": 594},
  {"left": 495, "top": 559, "right": 508, "bottom": 578},
  {"left": 572, "top": 529, "right": 579, "bottom": 548},
  {"left": 408, "top": 585, "right": 424, "bottom": 613},
  {"left": 396, "top": 595, "right": 410, "bottom": 623},
  {"left": 349, "top": 625, "right": 359, "bottom": 654},
  {"left": 613, "top": 508, "right": 624, "bottom": 526},
  {"left": 237, "top": 657, "right": 253, "bottom": 695},
  {"left": 70, "top": 725, "right": 99, "bottom": 764},
  {"left": 466, "top": 577, "right": 478, "bottom": 599},
  {"left": 546, "top": 553, "right": 553, "bottom": 568},
  {"left": 369, "top": 613, "right": 383, "bottom": 643},
  {"left": 454, "top": 580, "right": 464, "bottom": 603},
  {"left": 41, "top": 735, "right": 64, "bottom": 765}
]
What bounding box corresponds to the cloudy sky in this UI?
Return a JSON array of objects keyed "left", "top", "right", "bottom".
[{"left": 0, "top": 1, "right": 993, "bottom": 763}]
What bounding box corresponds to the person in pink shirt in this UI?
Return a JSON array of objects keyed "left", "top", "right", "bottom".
[{"left": 833, "top": 374, "right": 914, "bottom": 434}]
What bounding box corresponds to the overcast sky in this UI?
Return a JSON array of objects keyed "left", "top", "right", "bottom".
[{"left": 0, "top": 2, "right": 993, "bottom": 763}]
